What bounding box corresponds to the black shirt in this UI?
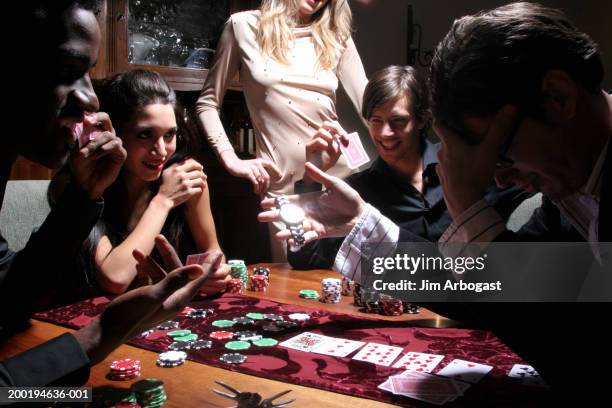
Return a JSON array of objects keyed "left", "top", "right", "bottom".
[{"left": 288, "top": 141, "right": 531, "bottom": 269}]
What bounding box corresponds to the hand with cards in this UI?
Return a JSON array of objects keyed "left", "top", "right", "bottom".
[
  {"left": 339, "top": 132, "right": 370, "bottom": 169},
  {"left": 186, "top": 252, "right": 231, "bottom": 295},
  {"left": 259, "top": 163, "right": 367, "bottom": 245},
  {"left": 304, "top": 121, "right": 350, "bottom": 176},
  {"left": 69, "top": 112, "right": 127, "bottom": 200}
]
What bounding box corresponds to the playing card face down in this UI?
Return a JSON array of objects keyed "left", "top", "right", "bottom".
[{"left": 340, "top": 132, "right": 370, "bottom": 169}]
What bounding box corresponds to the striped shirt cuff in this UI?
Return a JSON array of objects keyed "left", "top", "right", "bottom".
[
  {"left": 439, "top": 199, "right": 506, "bottom": 258},
  {"left": 333, "top": 204, "right": 400, "bottom": 283}
]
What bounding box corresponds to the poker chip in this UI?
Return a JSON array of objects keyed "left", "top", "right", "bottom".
[
  {"left": 299, "top": 289, "right": 319, "bottom": 299},
  {"left": 167, "top": 329, "right": 191, "bottom": 338},
  {"left": 380, "top": 295, "right": 403, "bottom": 316},
  {"left": 288, "top": 313, "right": 310, "bottom": 321},
  {"left": 402, "top": 302, "right": 421, "bottom": 314},
  {"left": 235, "top": 330, "right": 261, "bottom": 341},
  {"left": 109, "top": 358, "right": 141, "bottom": 381},
  {"left": 263, "top": 314, "right": 284, "bottom": 321},
  {"left": 321, "top": 278, "right": 341, "bottom": 304},
  {"left": 352, "top": 283, "right": 364, "bottom": 306},
  {"left": 186, "top": 308, "right": 212, "bottom": 319},
  {"left": 252, "top": 266, "right": 271, "bottom": 282},
  {"left": 220, "top": 353, "right": 247, "bottom": 364},
  {"left": 94, "top": 388, "right": 138, "bottom": 406},
  {"left": 131, "top": 378, "right": 167, "bottom": 408},
  {"left": 168, "top": 341, "right": 191, "bottom": 351},
  {"left": 210, "top": 331, "right": 234, "bottom": 340},
  {"left": 225, "top": 340, "right": 251, "bottom": 350},
  {"left": 179, "top": 306, "right": 195, "bottom": 316},
  {"left": 233, "top": 317, "right": 255, "bottom": 325},
  {"left": 275, "top": 320, "right": 298, "bottom": 329},
  {"left": 174, "top": 333, "right": 199, "bottom": 342},
  {"left": 212, "top": 319, "right": 236, "bottom": 328},
  {"left": 246, "top": 312, "right": 265, "bottom": 320},
  {"left": 249, "top": 274, "right": 269, "bottom": 291},
  {"left": 252, "top": 338, "right": 278, "bottom": 347},
  {"left": 189, "top": 340, "right": 212, "bottom": 350},
  {"left": 156, "top": 350, "right": 187, "bottom": 368},
  {"left": 227, "top": 278, "right": 244, "bottom": 293},
  {"left": 341, "top": 276, "right": 355, "bottom": 296},
  {"left": 262, "top": 324, "right": 283, "bottom": 332},
  {"left": 157, "top": 321, "right": 180, "bottom": 330},
  {"left": 229, "top": 260, "right": 249, "bottom": 288}
]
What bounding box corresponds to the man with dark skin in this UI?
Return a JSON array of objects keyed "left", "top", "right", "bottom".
[{"left": 0, "top": 0, "right": 219, "bottom": 386}]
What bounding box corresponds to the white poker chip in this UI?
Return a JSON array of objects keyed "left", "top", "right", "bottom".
[
  {"left": 288, "top": 313, "right": 311, "bottom": 321},
  {"left": 158, "top": 350, "right": 187, "bottom": 363}
]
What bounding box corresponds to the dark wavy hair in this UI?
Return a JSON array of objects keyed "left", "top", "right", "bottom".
[
  {"left": 362, "top": 65, "right": 430, "bottom": 149},
  {"left": 49, "top": 69, "right": 199, "bottom": 293},
  {"left": 430, "top": 2, "right": 603, "bottom": 141}
]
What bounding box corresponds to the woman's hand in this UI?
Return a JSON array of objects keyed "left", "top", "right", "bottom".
[
  {"left": 220, "top": 150, "right": 282, "bottom": 195},
  {"left": 157, "top": 159, "right": 207, "bottom": 208},
  {"left": 305, "top": 121, "right": 349, "bottom": 178},
  {"left": 199, "top": 263, "right": 231, "bottom": 295}
]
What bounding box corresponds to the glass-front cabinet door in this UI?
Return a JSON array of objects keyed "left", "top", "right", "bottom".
[{"left": 111, "top": 0, "right": 258, "bottom": 90}]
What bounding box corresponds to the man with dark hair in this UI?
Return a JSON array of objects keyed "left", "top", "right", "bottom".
[
  {"left": 259, "top": 2, "right": 611, "bottom": 399},
  {"left": 289, "top": 65, "right": 527, "bottom": 271},
  {"left": 1, "top": 0, "right": 217, "bottom": 387}
]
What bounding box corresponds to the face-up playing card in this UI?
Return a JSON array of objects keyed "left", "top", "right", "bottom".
[
  {"left": 311, "top": 337, "right": 365, "bottom": 357},
  {"left": 339, "top": 132, "right": 370, "bottom": 169},
  {"left": 393, "top": 352, "right": 445, "bottom": 373},
  {"left": 508, "top": 364, "right": 538, "bottom": 379},
  {"left": 436, "top": 359, "right": 493, "bottom": 384},
  {"left": 279, "top": 332, "right": 330, "bottom": 352},
  {"left": 352, "top": 342, "right": 403, "bottom": 366}
]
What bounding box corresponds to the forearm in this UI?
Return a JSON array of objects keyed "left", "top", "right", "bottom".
[{"left": 97, "top": 196, "right": 171, "bottom": 293}]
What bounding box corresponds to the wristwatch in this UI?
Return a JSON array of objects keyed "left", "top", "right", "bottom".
[{"left": 276, "top": 195, "right": 306, "bottom": 250}]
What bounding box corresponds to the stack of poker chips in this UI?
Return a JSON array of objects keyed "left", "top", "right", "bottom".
[
  {"left": 252, "top": 266, "right": 271, "bottom": 282},
  {"left": 227, "top": 278, "right": 244, "bottom": 293},
  {"left": 341, "top": 276, "right": 355, "bottom": 296},
  {"left": 132, "top": 378, "right": 168, "bottom": 408},
  {"left": 249, "top": 274, "right": 269, "bottom": 291},
  {"left": 402, "top": 301, "right": 421, "bottom": 314},
  {"left": 320, "top": 278, "right": 341, "bottom": 303},
  {"left": 360, "top": 288, "right": 380, "bottom": 313},
  {"left": 352, "top": 283, "right": 364, "bottom": 307},
  {"left": 380, "top": 294, "right": 404, "bottom": 316},
  {"left": 228, "top": 260, "right": 249, "bottom": 288},
  {"left": 109, "top": 358, "right": 141, "bottom": 381},
  {"left": 219, "top": 353, "right": 248, "bottom": 364},
  {"left": 156, "top": 350, "right": 187, "bottom": 368}
]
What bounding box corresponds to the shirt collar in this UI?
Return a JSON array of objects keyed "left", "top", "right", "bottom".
[
  {"left": 583, "top": 137, "right": 609, "bottom": 199},
  {"left": 371, "top": 139, "right": 440, "bottom": 183}
]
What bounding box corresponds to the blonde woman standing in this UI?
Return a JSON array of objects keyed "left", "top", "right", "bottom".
[{"left": 197, "top": 0, "right": 367, "bottom": 261}]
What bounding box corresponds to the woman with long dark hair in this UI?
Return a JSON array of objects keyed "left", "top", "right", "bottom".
[{"left": 50, "top": 69, "right": 229, "bottom": 297}]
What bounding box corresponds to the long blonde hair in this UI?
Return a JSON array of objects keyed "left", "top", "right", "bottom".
[{"left": 256, "top": 0, "right": 353, "bottom": 70}]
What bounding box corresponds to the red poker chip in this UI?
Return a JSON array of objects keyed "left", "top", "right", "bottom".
[
  {"left": 179, "top": 306, "right": 196, "bottom": 316},
  {"left": 210, "top": 331, "right": 234, "bottom": 340},
  {"left": 110, "top": 359, "right": 141, "bottom": 371}
]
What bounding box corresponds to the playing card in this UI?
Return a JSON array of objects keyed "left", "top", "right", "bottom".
[
  {"left": 339, "top": 132, "right": 370, "bottom": 169},
  {"left": 393, "top": 351, "right": 445, "bottom": 373},
  {"left": 391, "top": 376, "right": 458, "bottom": 396},
  {"left": 436, "top": 359, "right": 493, "bottom": 384},
  {"left": 508, "top": 364, "right": 538, "bottom": 379},
  {"left": 279, "top": 332, "right": 330, "bottom": 352},
  {"left": 311, "top": 337, "right": 365, "bottom": 357},
  {"left": 186, "top": 253, "right": 206, "bottom": 265},
  {"left": 352, "top": 342, "right": 403, "bottom": 366}
]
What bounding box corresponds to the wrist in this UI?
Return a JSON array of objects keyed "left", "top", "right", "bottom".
[
  {"left": 73, "top": 319, "right": 104, "bottom": 364},
  {"left": 219, "top": 149, "right": 239, "bottom": 167},
  {"left": 151, "top": 193, "right": 174, "bottom": 211}
]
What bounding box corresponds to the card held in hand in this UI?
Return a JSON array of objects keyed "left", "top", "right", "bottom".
[{"left": 339, "top": 132, "right": 370, "bottom": 169}]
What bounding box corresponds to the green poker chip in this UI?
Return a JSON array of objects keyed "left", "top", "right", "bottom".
[
  {"left": 212, "top": 319, "right": 236, "bottom": 328},
  {"left": 246, "top": 312, "right": 265, "bottom": 320},
  {"left": 174, "top": 333, "right": 199, "bottom": 342},
  {"left": 225, "top": 340, "right": 251, "bottom": 350},
  {"left": 167, "top": 329, "right": 191, "bottom": 338},
  {"left": 252, "top": 338, "right": 278, "bottom": 347}
]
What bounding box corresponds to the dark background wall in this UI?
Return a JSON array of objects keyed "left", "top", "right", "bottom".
[{"left": 337, "top": 0, "right": 612, "bottom": 157}]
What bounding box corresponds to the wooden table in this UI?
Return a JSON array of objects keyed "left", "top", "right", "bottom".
[{"left": 0, "top": 264, "right": 455, "bottom": 408}]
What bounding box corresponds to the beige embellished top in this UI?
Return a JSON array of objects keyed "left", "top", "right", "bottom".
[{"left": 196, "top": 10, "right": 368, "bottom": 195}]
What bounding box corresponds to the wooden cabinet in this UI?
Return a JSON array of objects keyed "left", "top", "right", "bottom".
[{"left": 93, "top": 0, "right": 260, "bottom": 90}]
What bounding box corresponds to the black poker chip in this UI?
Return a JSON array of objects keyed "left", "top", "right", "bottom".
[
  {"left": 233, "top": 317, "right": 255, "bottom": 325},
  {"left": 168, "top": 341, "right": 192, "bottom": 351},
  {"left": 189, "top": 340, "right": 213, "bottom": 350},
  {"left": 186, "top": 308, "right": 211, "bottom": 318},
  {"left": 275, "top": 320, "right": 298, "bottom": 329},
  {"left": 263, "top": 314, "right": 284, "bottom": 321},
  {"left": 262, "top": 324, "right": 283, "bottom": 332},
  {"left": 158, "top": 321, "right": 180, "bottom": 330},
  {"left": 220, "top": 353, "right": 247, "bottom": 364}
]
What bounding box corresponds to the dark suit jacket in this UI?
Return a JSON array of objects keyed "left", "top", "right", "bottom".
[{"left": 0, "top": 183, "right": 102, "bottom": 386}]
